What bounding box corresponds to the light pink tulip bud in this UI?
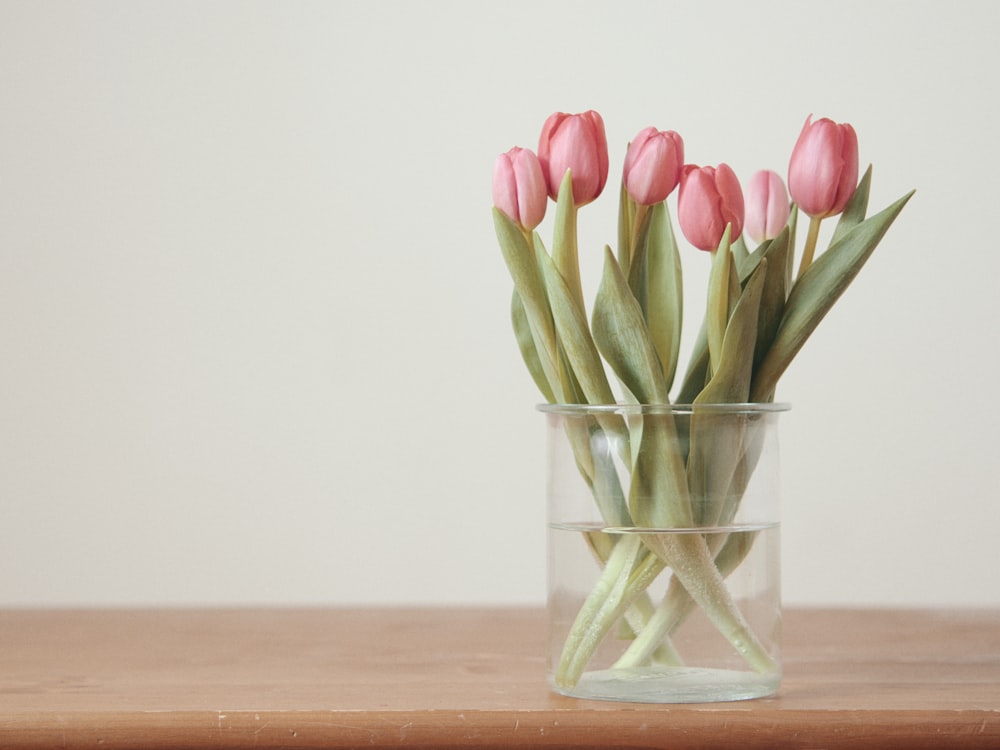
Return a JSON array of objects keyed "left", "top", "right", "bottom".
[
  {"left": 492, "top": 147, "right": 547, "bottom": 230},
  {"left": 745, "top": 169, "right": 791, "bottom": 243},
  {"left": 622, "top": 127, "right": 685, "bottom": 206},
  {"left": 537, "top": 110, "right": 609, "bottom": 206},
  {"left": 677, "top": 163, "right": 745, "bottom": 252},
  {"left": 787, "top": 115, "right": 859, "bottom": 218}
]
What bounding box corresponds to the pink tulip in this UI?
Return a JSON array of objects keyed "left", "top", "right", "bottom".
[
  {"left": 787, "top": 115, "right": 859, "bottom": 218},
  {"left": 677, "top": 163, "right": 744, "bottom": 252},
  {"left": 745, "top": 170, "right": 791, "bottom": 243},
  {"left": 622, "top": 127, "right": 684, "bottom": 206},
  {"left": 537, "top": 110, "right": 609, "bottom": 206},
  {"left": 492, "top": 147, "right": 547, "bottom": 230}
]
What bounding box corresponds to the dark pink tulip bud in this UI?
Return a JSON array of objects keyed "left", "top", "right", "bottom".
[
  {"left": 537, "top": 110, "right": 609, "bottom": 206},
  {"left": 787, "top": 115, "right": 859, "bottom": 218},
  {"left": 678, "top": 163, "right": 745, "bottom": 252},
  {"left": 622, "top": 127, "right": 684, "bottom": 206},
  {"left": 492, "top": 147, "right": 548, "bottom": 230},
  {"left": 745, "top": 169, "right": 791, "bottom": 243}
]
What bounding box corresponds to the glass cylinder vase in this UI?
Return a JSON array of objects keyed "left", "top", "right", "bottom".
[{"left": 540, "top": 402, "right": 788, "bottom": 703}]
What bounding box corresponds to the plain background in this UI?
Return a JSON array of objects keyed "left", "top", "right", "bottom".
[{"left": 1, "top": 0, "right": 998, "bottom": 608}]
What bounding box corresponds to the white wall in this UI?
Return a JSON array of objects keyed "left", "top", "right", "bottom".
[{"left": 1, "top": 0, "right": 997, "bottom": 608}]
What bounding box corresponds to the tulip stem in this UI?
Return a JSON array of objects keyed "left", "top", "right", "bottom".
[
  {"left": 797, "top": 216, "right": 823, "bottom": 279},
  {"left": 630, "top": 203, "right": 649, "bottom": 266}
]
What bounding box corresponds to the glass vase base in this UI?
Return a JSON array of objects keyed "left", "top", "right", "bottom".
[{"left": 550, "top": 666, "right": 780, "bottom": 704}]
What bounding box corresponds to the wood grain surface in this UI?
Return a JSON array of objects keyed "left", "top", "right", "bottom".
[{"left": 1, "top": 607, "right": 998, "bottom": 748}]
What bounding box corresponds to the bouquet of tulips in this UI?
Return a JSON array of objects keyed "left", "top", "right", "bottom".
[{"left": 491, "top": 110, "right": 912, "bottom": 690}]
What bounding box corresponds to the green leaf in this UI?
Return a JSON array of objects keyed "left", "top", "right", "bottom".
[
  {"left": 551, "top": 171, "right": 584, "bottom": 313},
  {"left": 784, "top": 205, "right": 799, "bottom": 289},
  {"left": 592, "top": 246, "right": 669, "bottom": 404},
  {"left": 705, "top": 227, "right": 734, "bottom": 374},
  {"left": 738, "top": 237, "right": 770, "bottom": 281},
  {"left": 537, "top": 249, "right": 616, "bottom": 405},
  {"left": 750, "top": 190, "right": 915, "bottom": 402},
  {"left": 645, "top": 203, "right": 684, "bottom": 392},
  {"left": 831, "top": 165, "right": 872, "bottom": 246},
  {"left": 675, "top": 322, "right": 709, "bottom": 405},
  {"left": 731, "top": 235, "right": 749, "bottom": 272},
  {"left": 695, "top": 257, "right": 766, "bottom": 405},
  {"left": 625, "top": 204, "right": 653, "bottom": 314},
  {"left": 629, "top": 415, "right": 692, "bottom": 528},
  {"left": 492, "top": 208, "right": 562, "bottom": 399},
  {"left": 686, "top": 265, "right": 767, "bottom": 525},
  {"left": 617, "top": 180, "right": 634, "bottom": 277},
  {"left": 753, "top": 229, "right": 791, "bottom": 373},
  {"left": 511, "top": 291, "right": 557, "bottom": 403}
]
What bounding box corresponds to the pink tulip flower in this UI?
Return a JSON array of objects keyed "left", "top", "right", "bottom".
[
  {"left": 492, "top": 147, "right": 548, "bottom": 230},
  {"left": 622, "top": 127, "right": 684, "bottom": 206},
  {"left": 677, "top": 164, "right": 745, "bottom": 252},
  {"left": 745, "top": 169, "right": 791, "bottom": 243},
  {"left": 537, "top": 110, "right": 609, "bottom": 206},
  {"left": 787, "top": 115, "right": 859, "bottom": 218}
]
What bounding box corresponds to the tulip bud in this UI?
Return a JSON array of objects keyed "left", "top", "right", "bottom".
[
  {"left": 537, "top": 110, "right": 609, "bottom": 206},
  {"left": 677, "top": 163, "right": 744, "bottom": 252},
  {"left": 787, "top": 115, "right": 859, "bottom": 218},
  {"left": 745, "top": 169, "right": 791, "bottom": 243},
  {"left": 622, "top": 127, "right": 684, "bottom": 206},
  {"left": 492, "top": 147, "right": 547, "bottom": 230}
]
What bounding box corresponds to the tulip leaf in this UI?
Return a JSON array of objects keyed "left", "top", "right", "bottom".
[
  {"left": 831, "top": 165, "right": 872, "bottom": 246},
  {"left": 537, "top": 249, "right": 616, "bottom": 405},
  {"left": 696, "top": 258, "right": 766, "bottom": 405},
  {"left": 750, "top": 190, "right": 915, "bottom": 402},
  {"left": 617, "top": 180, "right": 635, "bottom": 277},
  {"left": 705, "top": 227, "right": 734, "bottom": 374},
  {"left": 687, "top": 263, "right": 766, "bottom": 525},
  {"left": 592, "top": 246, "right": 669, "bottom": 405},
  {"left": 511, "top": 290, "right": 556, "bottom": 403},
  {"left": 785, "top": 205, "right": 798, "bottom": 288},
  {"left": 645, "top": 203, "right": 684, "bottom": 392},
  {"left": 731, "top": 235, "right": 749, "bottom": 272},
  {"left": 630, "top": 414, "right": 693, "bottom": 528},
  {"left": 675, "top": 323, "right": 709, "bottom": 405},
  {"left": 551, "top": 171, "right": 584, "bottom": 313},
  {"left": 493, "top": 208, "right": 563, "bottom": 399},
  {"left": 754, "top": 229, "right": 791, "bottom": 372},
  {"left": 626, "top": 204, "right": 653, "bottom": 314}
]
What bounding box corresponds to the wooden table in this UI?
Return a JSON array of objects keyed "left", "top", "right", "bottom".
[{"left": 1, "top": 608, "right": 997, "bottom": 748}]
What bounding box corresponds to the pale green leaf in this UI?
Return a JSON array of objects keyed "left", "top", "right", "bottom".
[
  {"left": 750, "top": 190, "right": 915, "bottom": 402},
  {"left": 592, "top": 246, "right": 669, "bottom": 405},
  {"left": 493, "top": 208, "right": 562, "bottom": 399},
  {"left": 675, "top": 322, "right": 709, "bottom": 405},
  {"left": 705, "top": 227, "right": 733, "bottom": 375},
  {"left": 645, "top": 203, "right": 684, "bottom": 391},
  {"left": 537, "top": 250, "right": 616, "bottom": 405},
  {"left": 753, "top": 229, "right": 790, "bottom": 372},
  {"left": 831, "top": 165, "right": 872, "bottom": 246},
  {"left": 551, "top": 171, "right": 584, "bottom": 313},
  {"left": 695, "top": 257, "right": 766, "bottom": 405},
  {"left": 511, "top": 291, "right": 556, "bottom": 403}
]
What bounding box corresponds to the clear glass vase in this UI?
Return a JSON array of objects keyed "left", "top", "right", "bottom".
[{"left": 540, "top": 403, "right": 788, "bottom": 703}]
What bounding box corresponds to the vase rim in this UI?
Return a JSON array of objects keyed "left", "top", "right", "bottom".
[{"left": 536, "top": 402, "right": 790, "bottom": 415}]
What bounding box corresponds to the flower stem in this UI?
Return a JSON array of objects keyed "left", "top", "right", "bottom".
[
  {"left": 613, "top": 530, "right": 757, "bottom": 669},
  {"left": 797, "top": 215, "right": 823, "bottom": 279},
  {"left": 630, "top": 203, "right": 649, "bottom": 267},
  {"left": 554, "top": 534, "right": 665, "bottom": 688},
  {"left": 643, "top": 532, "right": 776, "bottom": 674}
]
